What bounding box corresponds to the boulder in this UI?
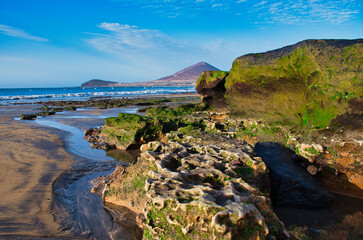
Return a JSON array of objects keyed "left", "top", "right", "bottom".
[
  {"left": 84, "top": 128, "right": 94, "bottom": 136},
  {"left": 254, "top": 142, "right": 334, "bottom": 208}
]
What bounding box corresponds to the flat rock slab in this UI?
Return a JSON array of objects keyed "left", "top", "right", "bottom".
[{"left": 254, "top": 142, "right": 334, "bottom": 208}]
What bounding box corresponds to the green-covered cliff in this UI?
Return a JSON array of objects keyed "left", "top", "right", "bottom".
[{"left": 198, "top": 39, "right": 362, "bottom": 129}]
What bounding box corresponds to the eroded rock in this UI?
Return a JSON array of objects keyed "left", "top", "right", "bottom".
[
  {"left": 142, "top": 136, "right": 288, "bottom": 239},
  {"left": 103, "top": 129, "right": 289, "bottom": 239}
]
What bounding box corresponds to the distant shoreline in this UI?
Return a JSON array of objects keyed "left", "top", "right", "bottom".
[{"left": 0, "top": 86, "right": 197, "bottom": 105}]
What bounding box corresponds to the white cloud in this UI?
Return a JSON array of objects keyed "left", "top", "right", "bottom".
[
  {"left": 255, "top": 1, "right": 268, "bottom": 7},
  {"left": 86, "top": 23, "right": 206, "bottom": 77},
  {"left": 88, "top": 23, "right": 191, "bottom": 57},
  {"left": 86, "top": 23, "right": 245, "bottom": 76},
  {"left": 211, "top": 3, "right": 223, "bottom": 8},
  {"left": 0, "top": 24, "right": 48, "bottom": 42},
  {"left": 110, "top": 0, "right": 360, "bottom": 24},
  {"left": 251, "top": 0, "right": 361, "bottom": 24}
]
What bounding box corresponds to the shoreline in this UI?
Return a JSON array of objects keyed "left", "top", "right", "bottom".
[
  {"left": 3, "top": 92, "right": 200, "bottom": 106},
  {"left": 2, "top": 93, "right": 362, "bottom": 239},
  {"left": 0, "top": 100, "right": 158, "bottom": 238}
]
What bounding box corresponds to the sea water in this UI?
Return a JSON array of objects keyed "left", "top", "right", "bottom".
[{"left": 0, "top": 86, "right": 196, "bottom": 104}]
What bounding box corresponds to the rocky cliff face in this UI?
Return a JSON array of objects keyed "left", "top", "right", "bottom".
[
  {"left": 196, "top": 71, "right": 228, "bottom": 107},
  {"left": 197, "top": 39, "right": 362, "bottom": 128},
  {"left": 196, "top": 39, "right": 363, "bottom": 198}
]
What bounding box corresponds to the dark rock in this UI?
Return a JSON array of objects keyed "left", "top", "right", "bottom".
[
  {"left": 37, "top": 111, "right": 56, "bottom": 117},
  {"left": 20, "top": 114, "right": 37, "bottom": 120},
  {"left": 136, "top": 107, "right": 151, "bottom": 113},
  {"left": 254, "top": 142, "right": 334, "bottom": 208},
  {"left": 84, "top": 128, "right": 94, "bottom": 136},
  {"left": 196, "top": 71, "right": 228, "bottom": 107}
]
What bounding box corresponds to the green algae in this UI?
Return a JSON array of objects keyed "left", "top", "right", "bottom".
[
  {"left": 218, "top": 40, "right": 363, "bottom": 130},
  {"left": 196, "top": 71, "right": 229, "bottom": 86}
]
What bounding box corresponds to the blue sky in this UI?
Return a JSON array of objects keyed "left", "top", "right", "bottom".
[{"left": 0, "top": 0, "right": 362, "bottom": 88}]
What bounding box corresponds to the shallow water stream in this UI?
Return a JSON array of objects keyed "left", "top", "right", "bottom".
[{"left": 25, "top": 107, "right": 141, "bottom": 239}]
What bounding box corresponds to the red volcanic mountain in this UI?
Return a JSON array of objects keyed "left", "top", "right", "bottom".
[
  {"left": 152, "top": 61, "right": 221, "bottom": 86},
  {"left": 81, "top": 62, "right": 220, "bottom": 87}
]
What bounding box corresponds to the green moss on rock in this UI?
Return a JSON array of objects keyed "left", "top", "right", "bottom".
[
  {"left": 102, "top": 113, "right": 160, "bottom": 150},
  {"left": 200, "top": 39, "right": 362, "bottom": 130}
]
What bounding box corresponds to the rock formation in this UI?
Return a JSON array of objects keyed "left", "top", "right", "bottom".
[
  {"left": 196, "top": 39, "right": 363, "bottom": 198},
  {"left": 197, "top": 39, "right": 362, "bottom": 128},
  {"left": 101, "top": 130, "right": 289, "bottom": 239},
  {"left": 196, "top": 71, "right": 228, "bottom": 107},
  {"left": 87, "top": 102, "right": 347, "bottom": 239}
]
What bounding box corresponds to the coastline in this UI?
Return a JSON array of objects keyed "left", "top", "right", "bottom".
[
  {"left": 2, "top": 91, "right": 362, "bottom": 239},
  {"left": 0, "top": 96, "right": 183, "bottom": 238}
]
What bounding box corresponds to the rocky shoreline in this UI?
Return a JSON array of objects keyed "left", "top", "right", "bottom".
[
  {"left": 15, "top": 92, "right": 362, "bottom": 239},
  {"left": 81, "top": 100, "right": 362, "bottom": 239},
  {"left": 16, "top": 39, "right": 362, "bottom": 239}
]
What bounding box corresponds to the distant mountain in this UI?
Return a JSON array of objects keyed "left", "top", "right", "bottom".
[
  {"left": 152, "top": 61, "right": 221, "bottom": 86},
  {"left": 81, "top": 79, "right": 118, "bottom": 88},
  {"left": 80, "top": 62, "right": 220, "bottom": 88}
]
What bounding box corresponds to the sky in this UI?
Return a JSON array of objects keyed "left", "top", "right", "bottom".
[{"left": 0, "top": 0, "right": 362, "bottom": 88}]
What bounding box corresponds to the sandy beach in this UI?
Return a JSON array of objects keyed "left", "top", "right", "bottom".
[
  {"left": 0, "top": 105, "right": 73, "bottom": 237},
  {"left": 0, "top": 104, "right": 145, "bottom": 239}
]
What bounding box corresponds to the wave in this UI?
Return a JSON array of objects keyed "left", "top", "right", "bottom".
[{"left": 0, "top": 88, "right": 196, "bottom": 102}]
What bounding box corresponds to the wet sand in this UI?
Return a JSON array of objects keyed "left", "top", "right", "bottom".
[
  {"left": 0, "top": 104, "right": 143, "bottom": 239},
  {"left": 0, "top": 105, "right": 72, "bottom": 237}
]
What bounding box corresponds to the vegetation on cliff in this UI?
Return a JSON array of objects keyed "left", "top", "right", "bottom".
[
  {"left": 194, "top": 39, "right": 363, "bottom": 199},
  {"left": 197, "top": 39, "right": 362, "bottom": 130}
]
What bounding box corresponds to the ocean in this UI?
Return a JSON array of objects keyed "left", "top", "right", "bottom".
[{"left": 0, "top": 86, "right": 196, "bottom": 104}]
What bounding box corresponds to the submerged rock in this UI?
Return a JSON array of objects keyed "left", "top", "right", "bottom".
[
  {"left": 254, "top": 142, "right": 334, "bottom": 208},
  {"left": 19, "top": 113, "right": 37, "bottom": 120}
]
